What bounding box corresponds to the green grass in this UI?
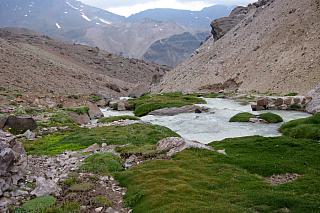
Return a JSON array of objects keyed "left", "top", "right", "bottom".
[
  {"left": 98, "top": 116, "right": 140, "bottom": 123},
  {"left": 285, "top": 92, "right": 299, "bottom": 96},
  {"left": 37, "top": 111, "right": 77, "bottom": 128},
  {"left": 280, "top": 113, "right": 320, "bottom": 140},
  {"left": 258, "top": 112, "right": 283, "bottom": 123},
  {"left": 21, "top": 196, "right": 56, "bottom": 212},
  {"left": 92, "top": 196, "right": 112, "bottom": 207},
  {"left": 65, "top": 106, "right": 89, "bottom": 115},
  {"left": 129, "top": 93, "right": 206, "bottom": 117},
  {"left": 69, "top": 182, "right": 94, "bottom": 192},
  {"left": 115, "top": 136, "right": 320, "bottom": 212},
  {"left": 80, "top": 153, "right": 124, "bottom": 175},
  {"left": 47, "top": 202, "right": 81, "bottom": 213},
  {"left": 89, "top": 94, "right": 102, "bottom": 103},
  {"left": 229, "top": 112, "right": 255, "bottom": 122},
  {"left": 230, "top": 112, "right": 283, "bottom": 123},
  {"left": 289, "top": 104, "right": 302, "bottom": 110},
  {"left": 24, "top": 124, "right": 179, "bottom": 156},
  {"left": 115, "top": 144, "right": 157, "bottom": 155}
]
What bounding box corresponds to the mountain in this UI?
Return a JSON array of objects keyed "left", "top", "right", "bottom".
[
  {"left": 0, "top": 28, "right": 169, "bottom": 96},
  {"left": 143, "top": 32, "right": 210, "bottom": 67},
  {"left": 154, "top": 0, "right": 320, "bottom": 95},
  {"left": 128, "top": 5, "right": 235, "bottom": 31}
]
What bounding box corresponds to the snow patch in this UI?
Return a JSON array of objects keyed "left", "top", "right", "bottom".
[
  {"left": 24, "top": 14, "right": 28, "bottom": 17},
  {"left": 98, "top": 18, "right": 112, "bottom": 25},
  {"left": 56, "top": 23, "right": 62, "bottom": 29},
  {"left": 64, "top": 11, "right": 68, "bottom": 14},
  {"left": 66, "top": 1, "right": 79, "bottom": 10},
  {"left": 81, "top": 13, "right": 91, "bottom": 21}
]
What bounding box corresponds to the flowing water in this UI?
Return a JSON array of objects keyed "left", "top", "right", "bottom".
[{"left": 101, "top": 98, "right": 311, "bottom": 144}]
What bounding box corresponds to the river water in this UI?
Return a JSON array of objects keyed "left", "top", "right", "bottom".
[{"left": 101, "top": 98, "right": 310, "bottom": 144}]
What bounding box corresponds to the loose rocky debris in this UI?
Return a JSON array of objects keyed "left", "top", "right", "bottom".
[
  {"left": 251, "top": 96, "right": 312, "bottom": 111},
  {"left": 266, "top": 173, "right": 301, "bottom": 186},
  {"left": 156, "top": 137, "right": 213, "bottom": 156},
  {"left": 306, "top": 84, "right": 320, "bottom": 114}
]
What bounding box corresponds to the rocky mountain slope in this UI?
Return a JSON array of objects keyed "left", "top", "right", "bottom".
[
  {"left": 0, "top": 28, "right": 169, "bottom": 96},
  {"left": 154, "top": 0, "right": 320, "bottom": 95},
  {"left": 143, "top": 32, "right": 210, "bottom": 67},
  {"left": 0, "top": 0, "right": 232, "bottom": 65}
]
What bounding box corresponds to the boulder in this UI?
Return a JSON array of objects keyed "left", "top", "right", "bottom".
[
  {"left": 257, "top": 98, "right": 268, "bottom": 108},
  {"left": 124, "top": 155, "right": 139, "bottom": 169},
  {"left": 96, "top": 99, "right": 109, "bottom": 108},
  {"left": 87, "top": 102, "right": 104, "bottom": 119},
  {"left": 275, "top": 98, "right": 284, "bottom": 106},
  {"left": 149, "top": 105, "right": 209, "bottom": 116},
  {"left": 23, "top": 130, "right": 36, "bottom": 140},
  {"left": 31, "top": 177, "right": 61, "bottom": 197},
  {"left": 82, "top": 143, "right": 101, "bottom": 153},
  {"left": 306, "top": 84, "right": 320, "bottom": 114},
  {"left": 129, "top": 84, "right": 149, "bottom": 98},
  {"left": 3, "top": 116, "right": 37, "bottom": 134},
  {"left": 68, "top": 112, "right": 90, "bottom": 125},
  {"left": 156, "top": 137, "right": 213, "bottom": 156},
  {"left": 0, "top": 116, "right": 8, "bottom": 129}
]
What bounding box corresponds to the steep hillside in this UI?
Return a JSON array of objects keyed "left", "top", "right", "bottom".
[
  {"left": 154, "top": 0, "right": 320, "bottom": 95},
  {"left": 0, "top": 28, "right": 169, "bottom": 96},
  {"left": 143, "top": 32, "right": 210, "bottom": 67}
]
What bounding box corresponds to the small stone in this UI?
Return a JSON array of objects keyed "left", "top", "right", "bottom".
[
  {"left": 106, "top": 207, "right": 119, "bottom": 213},
  {"left": 95, "top": 207, "right": 103, "bottom": 212},
  {"left": 82, "top": 143, "right": 101, "bottom": 153}
]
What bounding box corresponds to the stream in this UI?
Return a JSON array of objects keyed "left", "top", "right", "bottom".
[{"left": 101, "top": 98, "right": 311, "bottom": 144}]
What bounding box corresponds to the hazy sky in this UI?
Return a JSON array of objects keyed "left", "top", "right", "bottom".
[{"left": 79, "top": 0, "right": 256, "bottom": 17}]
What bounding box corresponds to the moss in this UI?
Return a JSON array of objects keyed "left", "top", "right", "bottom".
[
  {"left": 69, "top": 182, "right": 94, "bottom": 192},
  {"left": 229, "top": 112, "right": 255, "bottom": 122},
  {"left": 280, "top": 113, "right": 320, "bottom": 140},
  {"left": 289, "top": 104, "right": 302, "bottom": 110},
  {"left": 80, "top": 153, "right": 123, "bottom": 175},
  {"left": 129, "top": 93, "right": 206, "bottom": 117},
  {"left": 258, "top": 113, "right": 283, "bottom": 123},
  {"left": 37, "top": 111, "right": 77, "bottom": 128},
  {"left": 116, "top": 136, "right": 320, "bottom": 212},
  {"left": 89, "top": 94, "right": 102, "bottom": 103},
  {"left": 98, "top": 116, "right": 140, "bottom": 123},
  {"left": 285, "top": 92, "right": 299, "bottom": 96},
  {"left": 65, "top": 106, "right": 89, "bottom": 115},
  {"left": 115, "top": 144, "right": 157, "bottom": 155},
  {"left": 24, "top": 124, "right": 178, "bottom": 156},
  {"left": 21, "top": 196, "right": 56, "bottom": 212},
  {"left": 92, "top": 196, "right": 112, "bottom": 207},
  {"left": 47, "top": 201, "right": 81, "bottom": 213}
]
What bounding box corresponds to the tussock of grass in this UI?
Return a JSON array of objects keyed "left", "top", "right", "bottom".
[
  {"left": 69, "top": 182, "right": 94, "bottom": 192},
  {"left": 116, "top": 136, "right": 320, "bottom": 212},
  {"left": 285, "top": 92, "right": 299, "bottom": 96},
  {"left": 280, "top": 113, "right": 320, "bottom": 140},
  {"left": 258, "top": 112, "right": 283, "bottom": 123},
  {"left": 80, "top": 153, "right": 123, "bottom": 175},
  {"left": 129, "top": 93, "right": 206, "bottom": 117},
  {"left": 37, "top": 111, "right": 77, "bottom": 128},
  {"left": 65, "top": 106, "right": 89, "bottom": 115},
  {"left": 24, "top": 124, "right": 179, "bottom": 156},
  {"left": 229, "top": 112, "right": 255, "bottom": 122},
  {"left": 92, "top": 196, "right": 112, "bottom": 207},
  {"left": 21, "top": 196, "right": 56, "bottom": 212},
  {"left": 98, "top": 115, "right": 140, "bottom": 123}
]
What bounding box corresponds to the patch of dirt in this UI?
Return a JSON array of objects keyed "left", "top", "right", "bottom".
[{"left": 266, "top": 173, "right": 301, "bottom": 186}]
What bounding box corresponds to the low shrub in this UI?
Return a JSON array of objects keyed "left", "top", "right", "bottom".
[{"left": 258, "top": 112, "right": 283, "bottom": 123}]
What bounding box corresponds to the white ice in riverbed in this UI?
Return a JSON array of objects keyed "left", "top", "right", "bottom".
[
  {"left": 101, "top": 98, "right": 311, "bottom": 144},
  {"left": 55, "top": 23, "right": 61, "bottom": 29},
  {"left": 66, "top": 1, "right": 79, "bottom": 10}
]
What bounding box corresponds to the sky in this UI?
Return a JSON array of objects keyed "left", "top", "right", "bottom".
[{"left": 79, "top": 0, "right": 256, "bottom": 17}]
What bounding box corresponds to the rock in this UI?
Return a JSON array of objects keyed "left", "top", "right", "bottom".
[
  {"left": 31, "top": 177, "right": 61, "bottom": 197},
  {"left": 129, "top": 84, "right": 149, "bottom": 98},
  {"left": 275, "top": 98, "right": 284, "bottom": 106},
  {"left": 106, "top": 207, "right": 119, "bottom": 213},
  {"left": 149, "top": 105, "right": 209, "bottom": 116},
  {"left": 307, "top": 84, "right": 320, "bottom": 114},
  {"left": 0, "top": 116, "right": 8, "bottom": 129},
  {"left": 87, "top": 102, "right": 104, "bottom": 119},
  {"left": 249, "top": 118, "right": 268, "bottom": 124},
  {"left": 96, "top": 99, "right": 109, "bottom": 108},
  {"left": 157, "top": 137, "right": 213, "bottom": 156},
  {"left": 68, "top": 112, "right": 90, "bottom": 125},
  {"left": 95, "top": 207, "right": 103, "bottom": 212},
  {"left": 82, "top": 143, "right": 100, "bottom": 153},
  {"left": 217, "top": 149, "right": 227, "bottom": 155},
  {"left": 23, "top": 130, "right": 35, "bottom": 140},
  {"left": 257, "top": 98, "right": 268, "bottom": 108},
  {"left": 3, "top": 116, "right": 37, "bottom": 133},
  {"left": 211, "top": 6, "right": 249, "bottom": 40},
  {"left": 124, "top": 155, "right": 139, "bottom": 169},
  {"left": 0, "top": 148, "right": 15, "bottom": 176}
]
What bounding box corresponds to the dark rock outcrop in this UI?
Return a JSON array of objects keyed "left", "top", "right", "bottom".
[
  {"left": 87, "top": 102, "right": 104, "bottom": 119},
  {"left": 1, "top": 116, "right": 37, "bottom": 134}
]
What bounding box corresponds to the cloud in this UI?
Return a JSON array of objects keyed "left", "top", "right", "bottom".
[{"left": 80, "top": 0, "right": 256, "bottom": 17}]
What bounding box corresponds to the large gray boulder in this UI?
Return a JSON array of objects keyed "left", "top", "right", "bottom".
[
  {"left": 68, "top": 112, "right": 90, "bottom": 125},
  {"left": 306, "top": 84, "right": 320, "bottom": 114},
  {"left": 87, "top": 102, "right": 104, "bottom": 119},
  {"left": 157, "top": 137, "right": 213, "bottom": 156},
  {"left": 31, "top": 176, "right": 61, "bottom": 197},
  {"left": 149, "top": 105, "right": 209, "bottom": 116},
  {"left": 2, "top": 116, "right": 37, "bottom": 134}
]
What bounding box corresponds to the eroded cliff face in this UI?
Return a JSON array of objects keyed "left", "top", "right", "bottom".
[{"left": 153, "top": 0, "right": 320, "bottom": 95}]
